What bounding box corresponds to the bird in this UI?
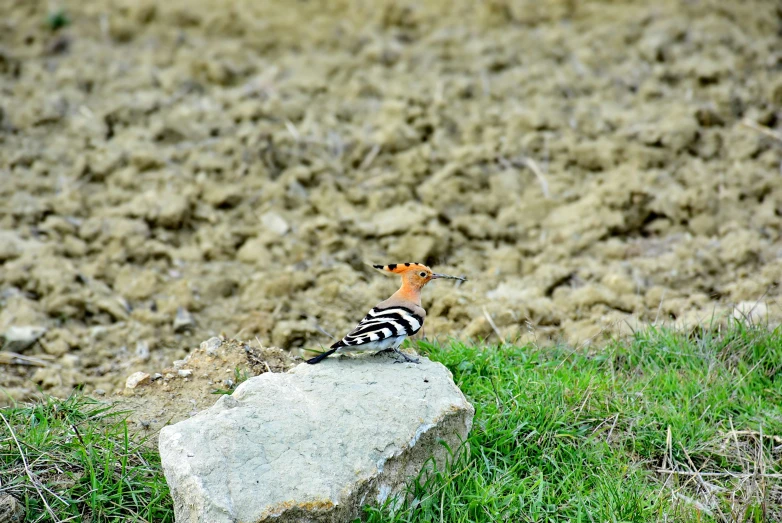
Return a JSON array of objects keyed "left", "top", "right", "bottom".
[{"left": 306, "top": 263, "right": 466, "bottom": 364}]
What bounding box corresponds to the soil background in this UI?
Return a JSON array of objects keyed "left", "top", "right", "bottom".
[{"left": 2, "top": 0, "right": 782, "bottom": 402}]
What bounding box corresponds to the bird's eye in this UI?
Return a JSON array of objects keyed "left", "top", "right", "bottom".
[{"left": 419, "top": 271, "right": 427, "bottom": 277}]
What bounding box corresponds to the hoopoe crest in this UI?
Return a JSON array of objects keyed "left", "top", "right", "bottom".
[{"left": 306, "top": 262, "right": 466, "bottom": 364}]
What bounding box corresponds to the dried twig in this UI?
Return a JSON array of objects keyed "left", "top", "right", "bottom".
[
  {"left": 0, "top": 351, "right": 50, "bottom": 367},
  {"left": 482, "top": 307, "right": 505, "bottom": 345},
  {"left": 521, "top": 157, "right": 551, "bottom": 199},
  {"left": 309, "top": 316, "right": 336, "bottom": 341},
  {"left": 359, "top": 144, "right": 381, "bottom": 170},
  {"left": 654, "top": 290, "right": 666, "bottom": 325},
  {"left": 0, "top": 412, "right": 60, "bottom": 522},
  {"left": 657, "top": 470, "right": 782, "bottom": 479},
  {"left": 606, "top": 413, "right": 619, "bottom": 442},
  {"left": 679, "top": 442, "right": 727, "bottom": 520},
  {"left": 673, "top": 492, "right": 714, "bottom": 516},
  {"left": 498, "top": 155, "right": 551, "bottom": 199},
  {"left": 726, "top": 429, "right": 782, "bottom": 444},
  {"left": 741, "top": 118, "right": 782, "bottom": 143},
  {"left": 284, "top": 119, "right": 301, "bottom": 141}
]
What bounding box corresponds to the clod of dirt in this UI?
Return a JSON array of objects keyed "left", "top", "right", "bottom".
[
  {"left": 117, "top": 338, "right": 294, "bottom": 434},
  {"left": 1, "top": 0, "right": 781, "bottom": 403}
]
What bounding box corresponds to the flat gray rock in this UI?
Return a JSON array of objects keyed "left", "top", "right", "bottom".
[{"left": 159, "top": 352, "right": 474, "bottom": 523}]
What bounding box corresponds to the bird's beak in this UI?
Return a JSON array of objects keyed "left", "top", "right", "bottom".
[{"left": 431, "top": 273, "right": 467, "bottom": 281}]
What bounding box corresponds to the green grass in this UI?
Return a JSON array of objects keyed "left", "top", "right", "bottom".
[
  {"left": 0, "top": 395, "right": 172, "bottom": 522},
  {"left": 366, "top": 322, "right": 782, "bottom": 522},
  {"left": 1, "top": 323, "right": 780, "bottom": 522}
]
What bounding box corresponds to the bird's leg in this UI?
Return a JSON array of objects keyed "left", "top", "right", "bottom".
[{"left": 392, "top": 348, "right": 420, "bottom": 364}]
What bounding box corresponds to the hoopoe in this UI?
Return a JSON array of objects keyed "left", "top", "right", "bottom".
[{"left": 306, "top": 263, "right": 466, "bottom": 364}]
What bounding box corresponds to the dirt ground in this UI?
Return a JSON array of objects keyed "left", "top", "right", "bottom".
[{"left": 1, "top": 0, "right": 781, "bottom": 403}]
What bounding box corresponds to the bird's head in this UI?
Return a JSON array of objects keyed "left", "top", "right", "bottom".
[{"left": 372, "top": 262, "right": 466, "bottom": 290}]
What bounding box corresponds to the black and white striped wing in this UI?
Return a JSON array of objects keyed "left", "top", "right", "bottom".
[{"left": 334, "top": 306, "right": 424, "bottom": 348}]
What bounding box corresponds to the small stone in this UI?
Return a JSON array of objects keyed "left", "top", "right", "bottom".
[
  {"left": 94, "top": 389, "right": 106, "bottom": 396},
  {"left": 260, "top": 211, "right": 289, "bottom": 236},
  {"left": 135, "top": 341, "right": 150, "bottom": 361},
  {"left": 0, "top": 492, "right": 25, "bottom": 522},
  {"left": 2, "top": 326, "right": 47, "bottom": 352},
  {"left": 173, "top": 307, "right": 195, "bottom": 332},
  {"left": 178, "top": 369, "right": 193, "bottom": 378},
  {"left": 200, "top": 336, "right": 222, "bottom": 355},
  {"left": 151, "top": 373, "right": 163, "bottom": 381},
  {"left": 125, "top": 372, "right": 151, "bottom": 389}
]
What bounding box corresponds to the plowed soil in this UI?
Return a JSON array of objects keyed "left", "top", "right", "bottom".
[{"left": 2, "top": 0, "right": 782, "bottom": 401}]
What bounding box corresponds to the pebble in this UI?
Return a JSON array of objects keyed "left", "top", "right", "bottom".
[
  {"left": 260, "top": 211, "right": 289, "bottom": 236},
  {"left": 0, "top": 492, "right": 24, "bottom": 522},
  {"left": 200, "top": 336, "right": 222, "bottom": 355},
  {"left": 178, "top": 369, "right": 193, "bottom": 378},
  {"left": 125, "top": 371, "right": 151, "bottom": 389},
  {"left": 2, "top": 326, "right": 47, "bottom": 352},
  {"left": 174, "top": 307, "right": 195, "bottom": 332},
  {"left": 135, "top": 340, "right": 150, "bottom": 361}
]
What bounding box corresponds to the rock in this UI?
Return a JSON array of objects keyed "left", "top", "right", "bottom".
[
  {"left": 0, "top": 492, "right": 24, "bottom": 523},
  {"left": 1, "top": 326, "right": 47, "bottom": 352},
  {"left": 125, "top": 371, "right": 151, "bottom": 389},
  {"left": 174, "top": 307, "right": 195, "bottom": 332},
  {"left": 135, "top": 341, "right": 150, "bottom": 361},
  {"left": 159, "top": 353, "right": 474, "bottom": 523},
  {"left": 177, "top": 369, "right": 193, "bottom": 378},
  {"left": 200, "top": 336, "right": 222, "bottom": 355},
  {"left": 260, "top": 211, "right": 289, "bottom": 236}
]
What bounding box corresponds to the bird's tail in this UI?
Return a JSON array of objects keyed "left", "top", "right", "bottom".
[{"left": 306, "top": 347, "right": 338, "bottom": 364}]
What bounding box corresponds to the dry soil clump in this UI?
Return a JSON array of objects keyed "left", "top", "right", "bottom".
[{"left": 1, "top": 0, "right": 781, "bottom": 401}]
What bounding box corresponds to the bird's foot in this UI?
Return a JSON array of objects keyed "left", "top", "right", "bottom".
[{"left": 392, "top": 348, "right": 420, "bottom": 364}]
